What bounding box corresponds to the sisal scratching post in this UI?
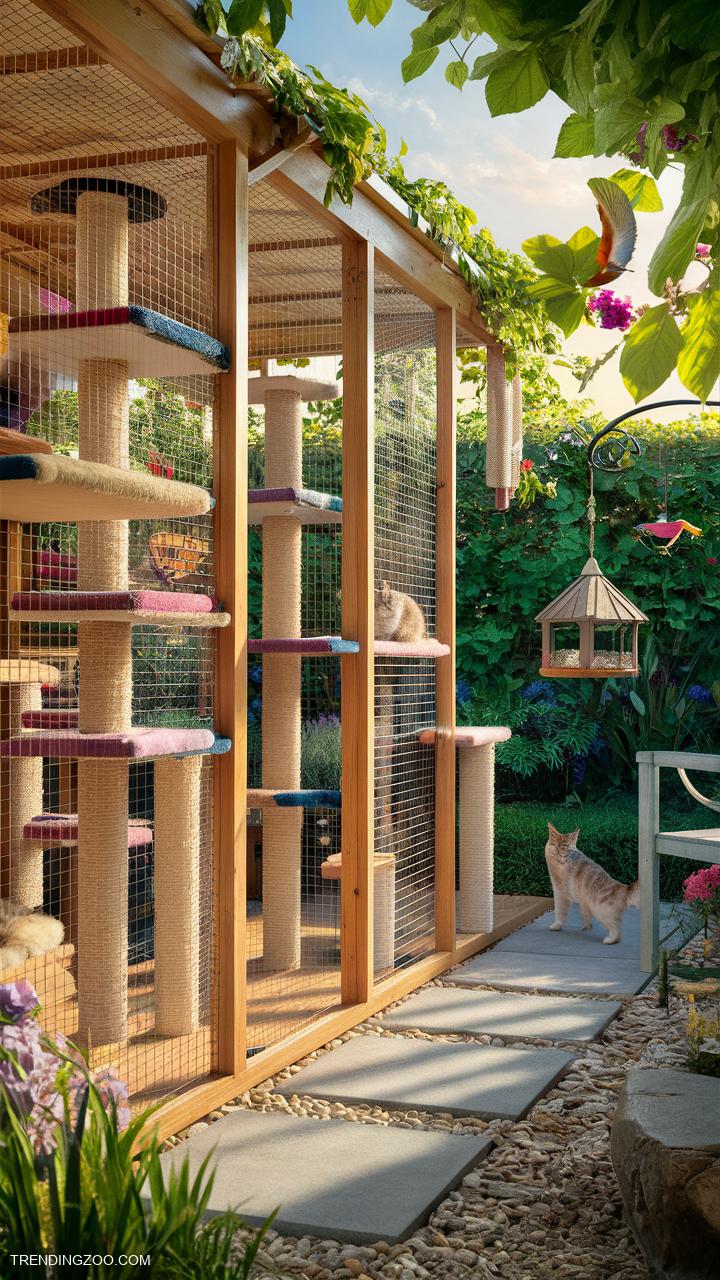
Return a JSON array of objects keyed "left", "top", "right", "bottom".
[
  {"left": 8, "top": 685, "right": 44, "bottom": 907},
  {"left": 261, "top": 386, "right": 304, "bottom": 970},
  {"left": 77, "top": 760, "right": 129, "bottom": 1044},
  {"left": 510, "top": 372, "right": 523, "bottom": 493},
  {"left": 154, "top": 756, "right": 202, "bottom": 1035},
  {"left": 76, "top": 190, "right": 132, "bottom": 1046},
  {"left": 373, "top": 860, "right": 395, "bottom": 972},
  {"left": 458, "top": 743, "right": 495, "bottom": 934}
]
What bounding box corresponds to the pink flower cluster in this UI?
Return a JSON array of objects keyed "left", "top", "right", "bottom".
[
  {"left": 0, "top": 980, "right": 130, "bottom": 1156},
  {"left": 588, "top": 289, "right": 635, "bottom": 331},
  {"left": 696, "top": 244, "right": 712, "bottom": 260},
  {"left": 683, "top": 864, "right": 720, "bottom": 905}
]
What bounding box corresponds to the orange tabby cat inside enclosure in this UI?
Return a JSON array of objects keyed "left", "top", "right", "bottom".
[
  {"left": 545, "top": 823, "right": 640, "bottom": 944},
  {"left": 374, "top": 580, "right": 426, "bottom": 642}
]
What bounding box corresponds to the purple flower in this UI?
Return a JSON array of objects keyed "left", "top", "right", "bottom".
[
  {"left": 687, "top": 684, "right": 712, "bottom": 704},
  {"left": 522, "top": 679, "right": 556, "bottom": 702},
  {"left": 661, "top": 125, "right": 698, "bottom": 152},
  {"left": 588, "top": 290, "right": 635, "bottom": 331},
  {"left": 0, "top": 980, "right": 40, "bottom": 1023},
  {"left": 696, "top": 243, "right": 712, "bottom": 259},
  {"left": 628, "top": 122, "right": 649, "bottom": 165},
  {"left": 93, "top": 1067, "right": 131, "bottom": 1129}
]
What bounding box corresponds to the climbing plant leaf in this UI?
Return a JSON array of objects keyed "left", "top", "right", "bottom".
[
  {"left": 554, "top": 113, "right": 595, "bottom": 158},
  {"left": 609, "top": 169, "right": 663, "bottom": 212},
  {"left": 678, "top": 288, "right": 720, "bottom": 400},
  {"left": 485, "top": 48, "right": 549, "bottom": 116}
]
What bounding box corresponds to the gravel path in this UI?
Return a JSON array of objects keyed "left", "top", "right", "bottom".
[{"left": 166, "top": 941, "right": 697, "bottom": 1279}]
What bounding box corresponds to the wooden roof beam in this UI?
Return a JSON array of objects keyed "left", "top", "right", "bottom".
[
  {"left": 32, "top": 0, "right": 276, "bottom": 155},
  {"left": 271, "top": 151, "right": 497, "bottom": 345},
  {"left": 0, "top": 47, "right": 104, "bottom": 74}
]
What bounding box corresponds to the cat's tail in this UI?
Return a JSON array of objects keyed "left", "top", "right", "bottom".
[{"left": 626, "top": 879, "right": 640, "bottom": 909}]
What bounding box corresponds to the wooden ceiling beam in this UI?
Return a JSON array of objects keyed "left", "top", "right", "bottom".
[
  {"left": 0, "top": 142, "right": 208, "bottom": 183},
  {"left": 31, "top": 0, "right": 276, "bottom": 154},
  {"left": 0, "top": 47, "right": 104, "bottom": 75}
]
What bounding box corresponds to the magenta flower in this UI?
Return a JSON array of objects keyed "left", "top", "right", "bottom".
[
  {"left": 684, "top": 865, "right": 720, "bottom": 904},
  {"left": 661, "top": 124, "right": 698, "bottom": 152},
  {"left": 696, "top": 243, "right": 712, "bottom": 259},
  {"left": 588, "top": 289, "right": 635, "bottom": 331}
]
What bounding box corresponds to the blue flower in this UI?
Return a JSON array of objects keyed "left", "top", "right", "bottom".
[
  {"left": 522, "top": 679, "right": 557, "bottom": 703},
  {"left": 570, "top": 755, "right": 586, "bottom": 785},
  {"left": 456, "top": 678, "right": 473, "bottom": 706},
  {"left": 249, "top": 664, "right": 263, "bottom": 686},
  {"left": 687, "top": 684, "right": 712, "bottom": 704}
]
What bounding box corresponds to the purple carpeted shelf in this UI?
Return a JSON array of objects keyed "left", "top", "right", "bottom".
[
  {"left": 419, "top": 726, "right": 512, "bottom": 747},
  {"left": 249, "top": 636, "right": 359, "bottom": 655},
  {"left": 23, "top": 813, "right": 153, "bottom": 847},
  {"left": 0, "top": 727, "right": 227, "bottom": 759},
  {"left": 374, "top": 639, "right": 451, "bottom": 658},
  {"left": 11, "top": 589, "right": 229, "bottom": 628}
]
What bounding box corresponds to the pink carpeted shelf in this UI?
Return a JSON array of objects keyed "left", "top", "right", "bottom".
[
  {"left": 23, "top": 813, "right": 153, "bottom": 848},
  {"left": 419, "top": 725, "right": 512, "bottom": 748},
  {"left": 0, "top": 727, "right": 230, "bottom": 760},
  {"left": 374, "top": 639, "right": 451, "bottom": 658},
  {"left": 11, "top": 589, "right": 229, "bottom": 628}
]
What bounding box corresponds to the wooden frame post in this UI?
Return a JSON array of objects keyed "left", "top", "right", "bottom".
[
  {"left": 435, "top": 308, "right": 457, "bottom": 952},
  {"left": 638, "top": 754, "right": 661, "bottom": 972},
  {"left": 341, "top": 237, "right": 374, "bottom": 1004},
  {"left": 214, "top": 140, "right": 248, "bottom": 1074}
]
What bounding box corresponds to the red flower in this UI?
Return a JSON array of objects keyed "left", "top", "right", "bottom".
[
  {"left": 520, "top": 459, "right": 533, "bottom": 472},
  {"left": 707, "top": 557, "right": 718, "bottom": 566}
]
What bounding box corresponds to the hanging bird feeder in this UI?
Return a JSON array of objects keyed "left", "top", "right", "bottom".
[
  {"left": 535, "top": 421, "right": 647, "bottom": 678},
  {"left": 536, "top": 556, "right": 647, "bottom": 677}
]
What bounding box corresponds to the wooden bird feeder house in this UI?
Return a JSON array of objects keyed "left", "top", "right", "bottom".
[{"left": 536, "top": 557, "right": 647, "bottom": 678}]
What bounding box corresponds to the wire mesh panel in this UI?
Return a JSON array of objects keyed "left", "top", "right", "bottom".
[
  {"left": 0, "top": 2, "right": 219, "bottom": 1109},
  {"left": 245, "top": 180, "right": 343, "bottom": 1052},
  {"left": 374, "top": 272, "right": 438, "bottom": 970}
]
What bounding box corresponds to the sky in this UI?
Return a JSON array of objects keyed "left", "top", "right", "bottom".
[{"left": 281, "top": 1, "right": 691, "bottom": 419}]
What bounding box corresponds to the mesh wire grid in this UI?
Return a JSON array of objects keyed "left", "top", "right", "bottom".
[
  {"left": 374, "top": 272, "right": 438, "bottom": 970},
  {"left": 1, "top": 2, "right": 218, "bottom": 1107},
  {"left": 245, "top": 180, "right": 343, "bottom": 1052}
]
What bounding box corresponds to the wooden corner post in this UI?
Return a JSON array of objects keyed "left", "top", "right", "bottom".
[
  {"left": 341, "top": 237, "right": 375, "bottom": 1004},
  {"left": 435, "top": 308, "right": 457, "bottom": 953},
  {"left": 214, "top": 140, "right": 249, "bottom": 1073}
]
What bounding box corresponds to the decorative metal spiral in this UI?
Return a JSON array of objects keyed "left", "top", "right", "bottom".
[{"left": 587, "top": 399, "right": 720, "bottom": 472}]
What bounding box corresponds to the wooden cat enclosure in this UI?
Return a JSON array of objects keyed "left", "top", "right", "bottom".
[{"left": 0, "top": 0, "right": 542, "bottom": 1140}]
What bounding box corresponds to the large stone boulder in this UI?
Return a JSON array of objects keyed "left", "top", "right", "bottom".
[{"left": 611, "top": 1068, "right": 720, "bottom": 1279}]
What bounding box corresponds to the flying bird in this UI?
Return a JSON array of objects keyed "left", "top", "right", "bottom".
[{"left": 584, "top": 177, "right": 637, "bottom": 286}]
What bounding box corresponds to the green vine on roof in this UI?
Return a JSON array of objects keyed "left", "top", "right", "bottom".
[{"left": 195, "top": 8, "right": 557, "bottom": 358}]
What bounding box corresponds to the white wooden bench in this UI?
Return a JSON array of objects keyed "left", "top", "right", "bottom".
[{"left": 637, "top": 750, "right": 720, "bottom": 970}]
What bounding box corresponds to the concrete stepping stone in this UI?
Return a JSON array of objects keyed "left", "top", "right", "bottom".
[
  {"left": 445, "top": 951, "right": 651, "bottom": 996},
  {"left": 493, "top": 922, "right": 646, "bottom": 961},
  {"left": 275, "top": 1034, "right": 572, "bottom": 1120},
  {"left": 160, "top": 1110, "right": 491, "bottom": 1244},
  {"left": 383, "top": 987, "right": 621, "bottom": 1043}
]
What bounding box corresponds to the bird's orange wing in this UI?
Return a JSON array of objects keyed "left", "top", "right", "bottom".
[{"left": 585, "top": 178, "right": 637, "bottom": 286}]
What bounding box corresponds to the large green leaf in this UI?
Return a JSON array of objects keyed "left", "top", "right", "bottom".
[
  {"left": 567, "top": 225, "right": 601, "bottom": 283},
  {"left": 609, "top": 168, "right": 663, "bottom": 213},
  {"left": 669, "top": 1, "right": 720, "bottom": 52},
  {"left": 521, "top": 234, "right": 575, "bottom": 283},
  {"left": 647, "top": 154, "right": 713, "bottom": 294},
  {"left": 678, "top": 289, "right": 720, "bottom": 401},
  {"left": 554, "top": 112, "right": 594, "bottom": 158},
  {"left": 562, "top": 31, "right": 593, "bottom": 114},
  {"left": 619, "top": 303, "right": 683, "bottom": 401},
  {"left": 485, "top": 48, "right": 549, "bottom": 116},
  {"left": 527, "top": 276, "right": 587, "bottom": 336},
  {"left": 226, "top": 0, "right": 263, "bottom": 35},
  {"left": 401, "top": 45, "right": 439, "bottom": 82},
  {"left": 593, "top": 98, "right": 646, "bottom": 155},
  {"left": 348, "top": 0, "right": 393, "bottom": 24}
]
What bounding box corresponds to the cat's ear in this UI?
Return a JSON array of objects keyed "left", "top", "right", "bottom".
[
  {"left": 547, "top": 822, "right": 558, "bottom": 837},
  {"left": 570, "top": 829, "right": 580, "bottom": 845}
]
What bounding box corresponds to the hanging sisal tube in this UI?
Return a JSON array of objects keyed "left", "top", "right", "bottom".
[
  {"left": 75, "top": 189, "right": 132, "bottom": 1047},
  {"left": 9, "top": 686, "right": 44, "bottom": 908},
  {"left": 510, "top": 372, "right": 523, "bottom": 492},
  {"left": 485, "top": 346, "right": 513, "bottom": 491},
  {"left": 458, "top": 744, "right": 495, "bottom": 934},
  {"left": 154, "top": 756, "right": 202, "bottom": 1035},
  {"left": 261, "top": 387, "right": 304, "bottom": 970}
]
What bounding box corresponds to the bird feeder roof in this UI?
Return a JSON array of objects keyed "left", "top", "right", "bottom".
[{"left": 535, "top": 558, "right": 648, "bottom": 625}]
